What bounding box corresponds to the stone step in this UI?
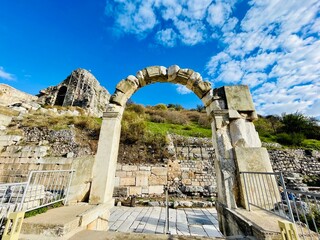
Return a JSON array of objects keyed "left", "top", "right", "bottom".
[{"left": 19, "top": 204, "right": 108, "bottom": 240}]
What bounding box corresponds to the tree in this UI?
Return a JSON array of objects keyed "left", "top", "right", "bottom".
[
  {"left": 196, "top": 104, "right": 205, "bottom": 112},
  {"left": 280, "top": 112, "right": 320, "bottom": 140}
]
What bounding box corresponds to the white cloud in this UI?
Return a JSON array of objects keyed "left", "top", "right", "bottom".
[
  {"left": 106, "top": 0, "right": 157, "bottom": 37},
  {"left": 0, "top": 67, "right": 14, "bottom": 81},
  {"left": 105, "top": 0, "right": 236, "bottom": 46},
  {"left": 155, "top": 28, "right": 177, "bottom": 47},
  {"left": 105, "top": 0, "right": 320, "bottom": 117},
  {"left": 176, "top": 85, "right": 192, "bottom": 95},
  {"left": 206, "top": 0, "right": 320, "bottom": 117}
]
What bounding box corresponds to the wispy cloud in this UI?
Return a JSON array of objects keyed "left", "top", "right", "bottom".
[
  {"left": 207, "top": 0, "right": 320, "bottom": 117},
  {"left": 105, "top": 0, "right": 320, "bottom": 117},
  {"left": 176, "top": 85, "right": 192, "bottom": 95},
  {"left": 105, "top": 0, "right": 237, "bottom": 46},
  {"left": 0, "top": 67, "right": 14, "bottom": 81}
]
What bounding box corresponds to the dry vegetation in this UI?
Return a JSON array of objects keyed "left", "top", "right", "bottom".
[{"left": 0, "top": 105, "right": 20, "bottom": 117}]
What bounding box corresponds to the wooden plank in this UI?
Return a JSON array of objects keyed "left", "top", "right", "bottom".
[
  {"left": 176, "top": 209, "right": 190, "bottom": 236},
  {"left": 131, "top": 207, "right": 149, "bottom": 232},
  {"left": 189, "top": 225, "right": 208, "bottom": 237},
  {"left": 143, "top": 207, "right": 162, "bottom": 234},
  {"left": 134, "top": 207, "right": 153, "bottom": 233},
  {"left": 155, "top": 207, "right": 166, "bottom": 234},
  {"left": 168, "top": 208, "right": 177, "bottom": 235},
  {"left": 203, "top": 224, "right": 223, "bottom": 237},
  {"left": 117, "top": 207, "right": 144, "bottom": 232}
]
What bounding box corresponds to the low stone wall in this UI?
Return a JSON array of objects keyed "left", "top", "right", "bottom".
[
  {"left": 268, "top": 149, "right": 320, "bottom": 176},
  {"left": 113, "top": 159, "right": 217, "bottom": 198}
]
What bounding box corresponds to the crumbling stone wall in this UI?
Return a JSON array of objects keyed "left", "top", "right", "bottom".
[{"left": 37, "top": 68, "right": 110, "bottom": 117}]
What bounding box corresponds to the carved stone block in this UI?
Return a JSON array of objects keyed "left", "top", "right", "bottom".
[
  {"left": 224, "top": 86, "right": 255, "bottom": 111},
  {"left": 115, "top": 80, "right": 137, "bottom": 96},
  {"left": 109, "top": 90, "right": 128, "bottom": 106},
  {"left": 136, "top": 70, "right": 147, "bottom": 87},
  {"left": 168, "top": 65, "right": 180, "bottom": 81}
]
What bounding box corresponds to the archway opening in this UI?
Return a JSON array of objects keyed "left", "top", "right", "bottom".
[
  {"left": 109, "top": 82, "right": 219, "bottom": 236},
  {"left": 54, "top": 86, "right": 67, "bottom": 106}
]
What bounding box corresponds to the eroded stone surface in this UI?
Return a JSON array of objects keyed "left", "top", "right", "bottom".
[{"left": 37, "top": 69, "right": 110, "bottom": 117}]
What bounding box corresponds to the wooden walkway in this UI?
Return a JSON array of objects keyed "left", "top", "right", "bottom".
[{"left": 109, "top": 207, "right": 223, "bottom": 238}]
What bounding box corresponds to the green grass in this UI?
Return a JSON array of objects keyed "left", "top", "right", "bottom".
[
  {"left": 146, "top": 121, "right": 211, "bottom": 138},
  {"left": 24, "top": 202, "right": 63, "bottom": 218},
  {"left": 259, "top": 135, "right": 278, "bottom": 143},
  {"left": 302, "top": 139, "right": 320, "bottom": 150}
]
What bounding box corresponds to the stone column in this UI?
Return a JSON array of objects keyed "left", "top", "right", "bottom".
[
  {"left": 89, "top": 104, "right": 124, "bottom": 206},
  {"left": 205, "top": 85, "right": 279, "bottom": 236}
]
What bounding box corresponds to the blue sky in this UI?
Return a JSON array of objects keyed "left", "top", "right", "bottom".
[{"left": 0, "top": 0, "right": 319, "bottom": 117}]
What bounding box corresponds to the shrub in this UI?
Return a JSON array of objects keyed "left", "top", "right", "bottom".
[
  {"left": 126, "top": 104, "right": 145, "bottom": 115},
  {"left": 165, "top": 111, "right": 189, "bottom": 125},
  {"left": 153, "top": 104, "right": 167, "bottom": 111},
  {"left": 121, "top": 111, "right": 146, "bottom": 144},
  {"left": 198, "top": 115, "right": 211, "bottom": 128},
  {"left": 185, "top": 111, "right": 201, "bottom": 122},
  {"left": 276, "top": 133, "right": 305, "bottom": 146},
  {"left": 150, "top": 114, "right": 166, "bottom": 123}
]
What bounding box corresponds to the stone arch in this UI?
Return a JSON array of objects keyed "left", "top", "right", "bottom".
[
  {"left": 89, "top": 65, "right": 277, "bottom": 236},
  {"left": 108, "top": 65, "right": 212, "bottom": 107},
  {"left": 54, "top": 86, "right": 67, "bottom": 106}
]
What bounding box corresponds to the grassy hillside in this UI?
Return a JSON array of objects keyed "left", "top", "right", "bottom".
[
  {"left": 5, "top": 103, "right": 319, "bottom": 151},
  {"left": 254, "top": 113, "right": 320, "bottom": 150}
]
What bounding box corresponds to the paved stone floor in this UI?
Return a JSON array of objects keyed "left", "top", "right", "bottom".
[{"left": 109, "top": 207, "right": 223, "bottom": 238}]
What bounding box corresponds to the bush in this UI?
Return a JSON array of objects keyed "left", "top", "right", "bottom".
[
  {"left": 165, "top": 111, "right": 189, "bottom": 125},
  {"left": 150, "top": 114, "right": 166, "bottom": 123},
  {"left": 198, "top": 115, "right": 211, "bottom": 128},
  {"left": 126, "top": 104, "right": 145, "bottom": 115},
  {"left": 121, "top": 111, "right": 146, "bottom": 144},
  {"left": 153, "top": 104, "right": 167, "bottom": 110},
  {"left": 276, "top": 133, "right": 305, "bottom": 146},
  {"left": 185, "top": 111, "right": 201, "bottom": 122}
]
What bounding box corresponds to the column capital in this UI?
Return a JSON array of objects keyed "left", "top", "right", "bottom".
[
  {"left": 102, "top": 104, "right": 124, "bottom": 119},
  {"left": 103, "top": 111, "right": 122, "bottom": 119}
]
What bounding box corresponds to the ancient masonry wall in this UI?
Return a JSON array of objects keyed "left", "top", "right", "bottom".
[
  {"left": 113, "top": 159, "right": 217, "bottom": 197},
  {"left": 113, "top": 148, "right": 320, "bottom": 197},
  {"left": 268, "top": 149, "right": 320, "bottom": 175}
]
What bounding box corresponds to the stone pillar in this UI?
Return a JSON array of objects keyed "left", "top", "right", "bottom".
[
  {"left": 205, "top": 86, "right": 278, "bottom": 236},
  {"left": 89, "top": 104, "right": 124, "bottom": 206}
]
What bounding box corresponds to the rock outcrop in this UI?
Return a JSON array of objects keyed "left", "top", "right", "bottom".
[
  {"left": 0, "top": 84, "right": 38, "bottom": 106},
  {"left": 37, "top": 69, "right": 110, "bottom": 117}
]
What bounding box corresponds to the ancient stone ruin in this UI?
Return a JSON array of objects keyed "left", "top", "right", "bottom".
[{"left": 37, "top": 68, "right": 110, "bottom": 117}]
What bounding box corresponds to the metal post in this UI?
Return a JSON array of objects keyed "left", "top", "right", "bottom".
[
  {"left": 242, "top": 173, "right": 251, "bottom": 211},
  {"left": 279, "top": 173, "right": 295, "bottom": 223},
  {"left": 18, "top": 171, "right": 34, "bottom": 211},
  {"left": 64, "top": 170, "right": 75, "bottom": 205},
  {"left": 164, "top": 185, "right": 170, "bottom": 234}
]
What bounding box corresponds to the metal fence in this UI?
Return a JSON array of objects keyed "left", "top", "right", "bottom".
[
  {"left": 0, "top": 169, "right": 74, "bottom": 234},
  {"left": 240, "top": 172, "right": 320, "bottom": 239}
]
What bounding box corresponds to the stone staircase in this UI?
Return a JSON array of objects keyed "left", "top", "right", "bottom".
[{"left": 19, "top": 204, "right": 110, "bottom": 240}]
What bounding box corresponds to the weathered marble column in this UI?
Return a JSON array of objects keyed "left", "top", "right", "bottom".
[
  {"left": 204, "top": 86, "right": 279, "bottom": 236},
  {"left": 89, "top": 104, "right": 124, "bottom": 206}
]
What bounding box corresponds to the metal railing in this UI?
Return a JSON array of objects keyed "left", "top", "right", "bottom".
[
  {"left": 0, "top": 182, "right": 28, "bottom": 228},
  {"left": 240, "top": 172, "right": 320, "bottom": 239},
  {"left": 0, "top": 169, "right": 74, "bottom": 234}
]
